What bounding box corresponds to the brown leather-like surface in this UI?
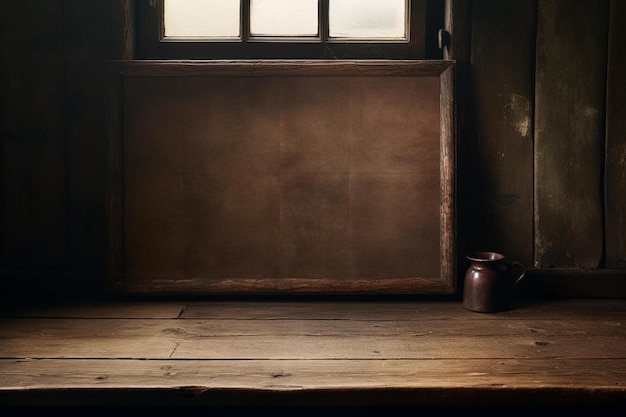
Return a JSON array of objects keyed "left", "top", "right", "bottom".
[{"left": 122, "top": 75, "right": 441, "bottom": 281}]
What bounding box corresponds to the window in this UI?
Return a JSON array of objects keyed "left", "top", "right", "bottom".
[{"left": 135, "top": 0, "right": 432, "bottom": 59}]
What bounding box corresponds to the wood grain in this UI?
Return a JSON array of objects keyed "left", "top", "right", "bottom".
[
  {"left": 534, "top": 0, "right": 608, "bottom": 268},
  {"left": 179, "top": 298, "right": 626, "bottom": 319},
  {"left": 466, "top": 0, "right": 536, "bottom": 265},
  {"left": 1, "top": 299, "right": 625, "bottom": 406},
  {"left": 605, "top": 0, "right": 626, "bottom": 268},
  {"left": 111, "top": 60, "right": 453, "bottom": 77},
  {"left": 2, "top": 358, "right": 626, "bottom": 391},
  {"left": 444, "top": 0, "right": 473, "bottom": 279}
]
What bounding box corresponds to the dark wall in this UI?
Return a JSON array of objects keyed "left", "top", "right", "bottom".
[
  {"left": 1, "top": 0, "right": 624, "bottom": 298},
  {"left": 448, "top": 0, "right": 625, "bottom": 272},
  {"left": 0, "top": 0, "right": 130, "bottom": 296}
]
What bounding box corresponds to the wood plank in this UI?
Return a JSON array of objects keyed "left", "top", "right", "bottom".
[
  {"left": 3, "top": 299, "right": 625, "bottom": 320},
  {"left": 465, "top": 0, "right": 536, "bottom": 265},
  {"left": 171, "top": 334, "right": 626, "bottom": 360},
  {"left": 441, "top": 63, "right": 457, "bottom": 292},
  {"left": 444, "top": 0, "right": 473, "bottom": 277},
  {"left": 1, "top": 359, "right": 625, "bottom": 406},
  {"left": 534, "top": 0, "right": 608, "bottom": 268},
  {"left": 0, "top": 299, "right": 184, "bottom": 319},
  {"left": 0, "top": 318, "right": 179, "bottom": 359},
  {"left": 1, "top": 315, "right": 624, "bottom": 339},
  {"left": 112, "top": 60, "right": 453, "bottom": 77},
  {"left": 7, "top": 333, "right": 610, "bottom": 360},
  {"left": 3, "top": 358, "right": 624, "bottom": 390},
  {"left": 1, "top": 299, "right": 626, "bottom": 407},
  {"left": 113, "top": 277, "right": 456, "bottom": 296},
  {"left": 181, "top": 299, "right": 626, "bottom": 319},
  {"left": 0, "top": 0, "right": 67, "bottom": 268},
  {"left": 605, "top": 0, "right": 626, "bottom": 268},
  {"left": 1, "top": 317, "right": 624, "bottom": 359}
]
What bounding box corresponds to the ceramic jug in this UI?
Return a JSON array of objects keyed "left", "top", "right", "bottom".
[{"left": 462, "top": 251, "right": 526, "bottom": 313}]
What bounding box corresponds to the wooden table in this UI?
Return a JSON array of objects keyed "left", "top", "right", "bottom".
[{"left": 1, "top": 298, "right": 625, "bottom": 411}]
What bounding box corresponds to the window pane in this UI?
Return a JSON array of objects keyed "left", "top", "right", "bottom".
[
  {"left": 163, "top": 0, "right": 240, "bottom": 38},
  {"left": 329, "top": 0, "right": 407, "bottom": 39},
  {"left": 250, "top": 0, "right": 318, "bottom": 37}
]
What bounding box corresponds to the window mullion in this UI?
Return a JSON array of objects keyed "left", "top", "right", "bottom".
[
  {"left": 320, "top": 0, "right": 329, "bottom": 42},
  {"left": 242, "top": 0, "right": 250, "bottom": 43}
]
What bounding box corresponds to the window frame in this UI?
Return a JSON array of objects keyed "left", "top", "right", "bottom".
[{"left": 135, "top": 0, "right": 427, "bottom": 59}]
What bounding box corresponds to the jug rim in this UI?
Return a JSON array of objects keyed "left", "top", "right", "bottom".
[{"left": 466, "top": 251, "right": 505, "bottom": 262}]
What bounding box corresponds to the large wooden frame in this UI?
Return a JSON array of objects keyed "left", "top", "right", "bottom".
[{"left": 107, "top": 60, "right": 455, "bottom": 296}]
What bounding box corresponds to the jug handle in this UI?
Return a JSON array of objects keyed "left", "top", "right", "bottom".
[{"left": 510, "top": 261, "right": 526, "bottom": 286}]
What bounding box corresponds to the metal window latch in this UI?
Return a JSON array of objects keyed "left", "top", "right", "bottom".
[{"left": 438, "top": 29, "right": 451, "bottom": 50}]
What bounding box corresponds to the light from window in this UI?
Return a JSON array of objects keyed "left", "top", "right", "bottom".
[
  {"left": 162, "top": 0, "right": 409, "bottom": 41},
  {"left": 163, "top": 0, "right": 240, "bottom": 39},
  {"left": 250, "top": 0, "right": 319, "bottom": 37},
  {"left": 329, "top": 0, "right": 407, "bottom": 39}
]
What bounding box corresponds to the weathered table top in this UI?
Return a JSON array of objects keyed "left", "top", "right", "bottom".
[{"left": 1, "top": 297, "right": 625, "bottom": 410}]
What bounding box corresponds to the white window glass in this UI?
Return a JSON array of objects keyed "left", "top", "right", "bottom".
[
  {"left": 163, "top": 0, "right": 240, "bottom": 38},
  {"left": 250, "top": 0, "right": 319, "bottom": 37},
  {"left": 329, "top": 0, "right": 407, "bottom": 39}
]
